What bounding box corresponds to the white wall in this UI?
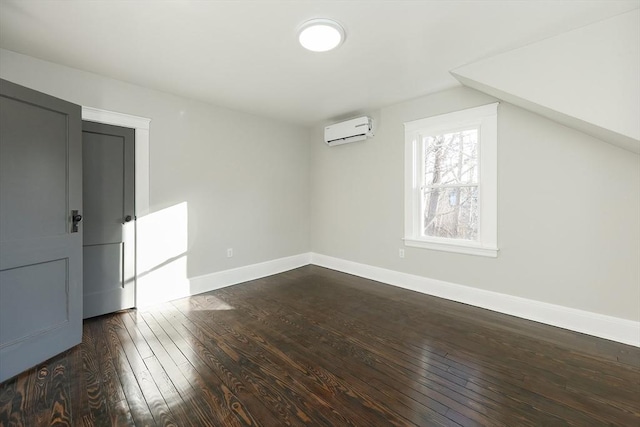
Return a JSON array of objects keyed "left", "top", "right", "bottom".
[
  {"left": 0, "top": 48, "right": 311, "bottom": 281},
  {"left": 3, "top": 48, "right": 638, "bottom": 326},
  {"left": 310, "top": 86, "right": 640, "bottom": 322}
]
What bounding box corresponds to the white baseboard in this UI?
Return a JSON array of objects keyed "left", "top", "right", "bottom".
[
  {"left": 310, "top": 253, "right": 640, "bottom": 347},
  {"left": 136, "top": 253, "right": 311, "bottom": 309},
  {"left": 188, "top": 253, "right": 312, "bottom": 296},
  {"left": 137, "top": 250, "right": 639, "bottom": 347}
]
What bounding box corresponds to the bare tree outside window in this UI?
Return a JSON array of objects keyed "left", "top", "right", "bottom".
[{"left": 422, "top": 129, "right": 478, "bottom": 240}]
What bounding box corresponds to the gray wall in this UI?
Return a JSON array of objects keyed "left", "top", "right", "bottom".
[
  {"left": 3, "top": 48, "right": 638, "bottom": 323},
  {"left": 0, "top": 48, "right": 310, "bottom": 279},
  {"left": 310, "top": 86, "right": 640, "bottom": 322}
]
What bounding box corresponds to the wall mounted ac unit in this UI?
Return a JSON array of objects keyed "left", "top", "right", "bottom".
[{"left": 324, "top": 116, "right": 374, "bottom": 146}]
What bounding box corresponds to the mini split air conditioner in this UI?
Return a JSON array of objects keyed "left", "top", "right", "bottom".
[{"left": 324, "top": 116, "right": 374, "bottom": 146}]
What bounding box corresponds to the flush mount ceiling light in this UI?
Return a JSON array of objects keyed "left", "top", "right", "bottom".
[{"left": 298, "top": 19, "right": 345, "bottom": 52}]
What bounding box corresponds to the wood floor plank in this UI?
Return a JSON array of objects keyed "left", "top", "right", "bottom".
[
  {"left": 84, "top": 318, "right": 135, "bottom": 426},
  {"left": 132, "top": 309, "right": 231, "bottom": 427},
  {"left": 102, "top": 314, "right": 156, "bottom": 427},
  {"left": 47, "top": 355, "right": 74, "bottom": 426},
  {"left": 180, "top": 308, "right": 422, "bottom": 425},
  {"left": 139, "top": 311, "right": 228, "bottom": 426},
  {"left": 1, "top": 265, "right": 638, "bottom": 426},
  {"left": 216, "top": 283, "right": 528, "bottom": 423},
  {"left": 166, "top": 301, "right": 319, "bottom": 426},
  {"left": 123, "top": 312, "right": 194, "bottom": 426},
  {"left": 210, "top": 283, "right": 507, "bottom": 427},
  {"left": 180, "top": 291, "right": 470, "bottom": 426},
  {"left": 111, "top": 313, "right": 179, "bottom": 427},
  {"left": 149, "top": 307, "right": 260, "bottom": 426},
  {"left": 69, "top": 330, "right": 90, "bottom": 425},
  {"left": 0, "top": 371, "right": 27, "bottom": 426},
  {"left": 169, "top": 298, "right": 411, "bottom": 427},
  {"left": 262, "top": 269, "right": 640, "bottom": 424},
  {"left": 219, "top": 270, "right": 637, "bottom": 426}
]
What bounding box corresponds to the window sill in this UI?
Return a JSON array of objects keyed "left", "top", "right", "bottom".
[{"left": 404, "top": 238, "right": 498, "bottom": 258}]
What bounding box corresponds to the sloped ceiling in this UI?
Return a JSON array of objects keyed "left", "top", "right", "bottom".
[{"left": 451, "top": 9, "right": 640, "bottom": 153}]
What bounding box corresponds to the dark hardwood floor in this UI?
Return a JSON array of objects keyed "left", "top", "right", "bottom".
[{"left": 1, "top": 265, "right": 639, "bottom": 426}]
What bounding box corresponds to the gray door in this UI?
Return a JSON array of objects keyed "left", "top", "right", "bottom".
[
  {"left": 0, "top": 79, "right": 83, "bottom": 382},
  {"left": 82, "top": 121, "right": 135, "bottom": 319}
]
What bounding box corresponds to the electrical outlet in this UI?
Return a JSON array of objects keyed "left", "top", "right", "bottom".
[
  {"left": 399, "top": 248, "right": 405, "bottom": 258},
  {"left": 227, "top": 248, "right": 233, "bottom": 258}
]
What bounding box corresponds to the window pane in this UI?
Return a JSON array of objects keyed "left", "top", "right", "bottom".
[
  {"left": 424, "top": 129, "right": 478, "bottom": 186},
  {"left": 423, "top": 186, "right": 478, "bottom": 240}
]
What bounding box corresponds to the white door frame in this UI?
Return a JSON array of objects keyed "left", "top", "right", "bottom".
[{"left": 81, "top": 106, "right": 150, "bottom": 307}]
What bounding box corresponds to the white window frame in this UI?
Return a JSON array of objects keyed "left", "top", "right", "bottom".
[{"left": 404, "top": 103, "right": 498, "bottom": 257}]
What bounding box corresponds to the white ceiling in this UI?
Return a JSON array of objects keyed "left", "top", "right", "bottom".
[{"left": 1, "top": 0, "right": 638, "bottom": 126}]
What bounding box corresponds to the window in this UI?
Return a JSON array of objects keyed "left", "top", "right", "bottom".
[{"left": 404, "top": 103, "right": 498, "bottom": 257}]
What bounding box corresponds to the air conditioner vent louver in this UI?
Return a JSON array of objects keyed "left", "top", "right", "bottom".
[{"left": 324, "top": 116, "right": 374, "bottom": 146}]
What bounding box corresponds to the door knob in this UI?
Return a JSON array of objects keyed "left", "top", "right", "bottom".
[
  {"left": 71, "top": 210, "right": 82, "bottom": 233},
  {"left": 123, "top": 215, "right": 132, "bottom": 223}
]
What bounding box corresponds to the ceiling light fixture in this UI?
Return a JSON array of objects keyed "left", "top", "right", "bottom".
[{"left": 298, "top": 19, "right": 345, "bottom": 52}]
